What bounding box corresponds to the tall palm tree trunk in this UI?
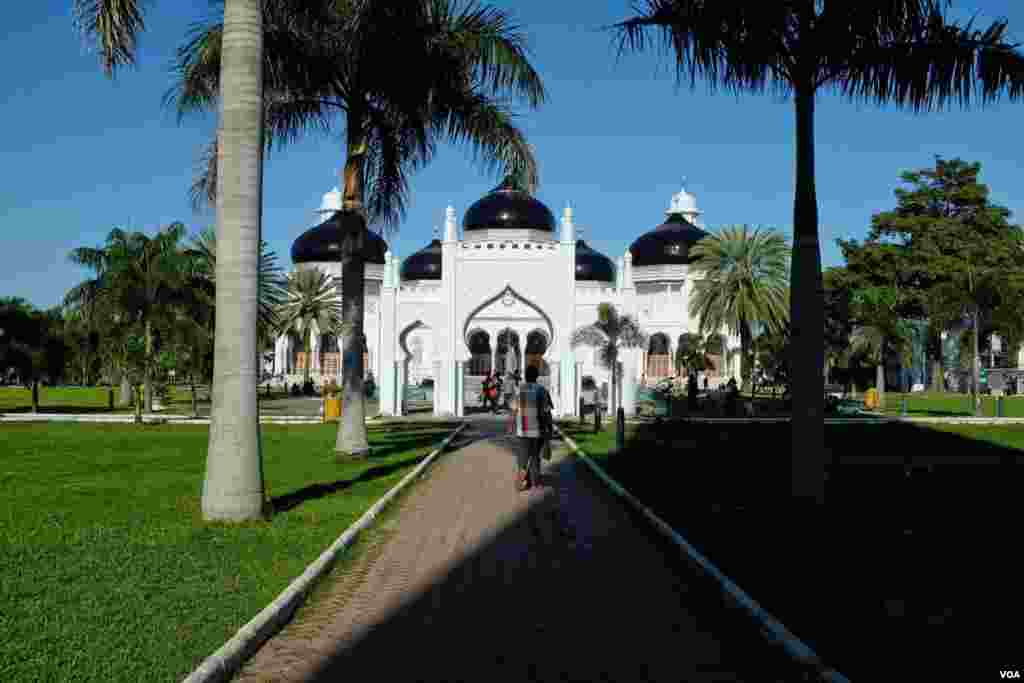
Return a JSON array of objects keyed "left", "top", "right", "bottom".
[
  {"left": 202, "top": 0, "right": 266, "bottom": 522},
  {"left": 876, "top": 351, "right": 886, "bottom": 412},
  {"left": 973, "top": 308, "right": 981, "bottom": 416},
  {"left": 144, "top": 320, "right": 154, "bottom": 412},
  {"left": 789, "top": 85, "right": 826, "bottom": 504},
  {"left": 739, "top": 319, "right": 752, "bottom": 393},
  {"left": 118, "top": 361, "right": 132, "bottom": 407},
  {"left": 335, "top": 128, "right": 370, "bottom": 458}
]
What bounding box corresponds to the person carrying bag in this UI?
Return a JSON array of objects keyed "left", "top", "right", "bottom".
[{"left": 511, "top": 365, "right": 554, "bottom": 490}]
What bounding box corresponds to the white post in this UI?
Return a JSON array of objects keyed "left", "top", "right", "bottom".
[{"left": 455, "top": 361, "right": 465, "bottom": 416}]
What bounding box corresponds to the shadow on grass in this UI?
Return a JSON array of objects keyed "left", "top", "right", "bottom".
[
  {"left": 270, "top": 428, "right": 457, "bottom": 513},
  {"left": 578, "top": 418, "right": 1023, "bottom": 681},
  {"left": 257, "top": 432, "right": 809, "bottom": 683}
]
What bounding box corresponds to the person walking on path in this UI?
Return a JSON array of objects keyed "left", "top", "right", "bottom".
[
  {"left": 511, "top": 365, "right": 553, "bottom": 491},
  {"left": 481, "top": 373, "right": 494, "bottom": 412}
]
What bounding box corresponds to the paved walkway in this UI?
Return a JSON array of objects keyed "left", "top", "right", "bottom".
[{"left": 236, "top": 416, "right": 794, "bottom": 682}]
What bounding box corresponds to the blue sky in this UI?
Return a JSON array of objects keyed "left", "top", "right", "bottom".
[{"left": 3, "top": 1, "right": 1024, "bottom": 309}]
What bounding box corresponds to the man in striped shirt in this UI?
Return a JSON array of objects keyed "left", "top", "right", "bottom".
[{"left": 512, "top": 365, "right": 553, "bottom": 491}]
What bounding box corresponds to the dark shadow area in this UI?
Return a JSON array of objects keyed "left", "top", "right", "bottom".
[
  {"left": 270, "top": 429, "right": 456, "bottom": 513},
  {"left": 566, "top": 419, "right": 1024, "bottom": 681},
  {"left": 260, "top": 421, "right": 818, "bottom": 683},
  {"left": 271, "top": 456, "right": 428, "bottom": 514}
]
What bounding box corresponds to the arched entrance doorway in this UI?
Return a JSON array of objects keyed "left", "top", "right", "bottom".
[
  {"left": 467, "top": 330, "right": 492, "bottom": 376},
  {"left": 646, "top": 332, "right": 671, "bottom": 379},
  {"left": 399, "top": 321, "right": 434, "bottom": 413},
  {"left": 495, "top": 328, "right": 522, "bottom": 377}
]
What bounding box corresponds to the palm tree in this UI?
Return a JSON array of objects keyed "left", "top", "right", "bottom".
[
  {"left": 171, "top": 0, "right": 545, "bottom": 458},
  {"left": 70, "top": 225, "right": 191, "bottom": 413},
  {"left": 73, "top": 0, "right": 268, "bottom": 521},
  {"left": 674, "top": 332, "right": 707, "bottom": 377},
  {"left": 689, "top": 225, "right": 790, "bottom": 394},
  {"left": 613, "top": 0, "right": 1024, "bottom": 503},
  {"left": 186, "top": 226, "right": 287, "bottom": 370},
  {"left": 850, "top": 286, "right": 914, "bottom": 412},
  {"left": 572, "top": 303, "right": 648, "bottom": 416},
  {"left": 277, "top": 270, "right": 344, "bottom": 384}
]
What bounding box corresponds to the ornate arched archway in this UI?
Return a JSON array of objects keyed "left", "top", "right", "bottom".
[
  {"left": 647, "top": 332, "right": 671, "bottom": 379},
  {"left": 398, "top": 320, "right": 435, "bottom": 413}
]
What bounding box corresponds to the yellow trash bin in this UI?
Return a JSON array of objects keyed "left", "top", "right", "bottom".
[
  {"left": 324, "top": 397, "right": 342, "bottom": 422},
  {"left": 864, "top": 387, "right": 879, "bottom": 410}
]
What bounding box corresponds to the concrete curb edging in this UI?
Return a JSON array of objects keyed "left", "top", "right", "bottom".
[
  {"left": 0, "top": 414, "right": 328, "bottom": 424},
  {"left": 180, "top": 421, "right": 469, "bottom": 683},
  {"left": 554, "top": 425, "right": 852, "bottom": 683}
]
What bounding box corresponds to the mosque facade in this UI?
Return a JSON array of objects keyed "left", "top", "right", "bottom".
[{"left": 271, "top": 180, "right": 743, "bottom": 417}]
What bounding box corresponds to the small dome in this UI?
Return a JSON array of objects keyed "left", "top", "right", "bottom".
[
  {"left": 291, "top": 210, "right": 387, "bottom": 265},
  {"left": 575, "top": 240, "right": 615, "bottom": 282},
  {"left": 463, "top": 177, "right": 555, "bottom": 232},
  {"left": 629, "top": 213, "right": 711, "bottom": 267},
  {"left": 318, "top": 186, "right": 343, "bottom": 213},
  {"left": 400, "top": 239, "right": 442, "bottom": 281}
]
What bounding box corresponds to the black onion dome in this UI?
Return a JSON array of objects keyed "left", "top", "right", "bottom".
[
  {"left": 463, "top": 177, "right": 555, "bottom": 232},
  {"left": 291, "top": 210, "right": 387, "bottom": 264},
  {"left": 575, "top": 240, "right": 615, "bottom": 282},
  {"left": 400, "top": 239, "right": 442, "bottom": 280},
  {"left": 629, "top": 213, "right": 710, "bottom": 266}
]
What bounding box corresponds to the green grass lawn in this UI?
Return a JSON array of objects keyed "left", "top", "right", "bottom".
[
  {"left": 562, "top": 419, "right": 1022, "bottom": 680},
  {"left": 0, "top": 386, "right": 131, "bottom": 413},
  {"left": 0, "top": 421, "right": 460, "bottom": 682}
]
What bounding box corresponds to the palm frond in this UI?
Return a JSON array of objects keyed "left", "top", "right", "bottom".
[
  {"left": 73, "top": 0, "right": 146, "bottom": 76},
  {"left": 837, "top": 4, "right": 1024, "bottom": 110},
  {"left": 689, "top": 224, "right": 790, "bottom": 338},
  {"left": 611, "top": 1, "right": 794, "bottom": 97}
]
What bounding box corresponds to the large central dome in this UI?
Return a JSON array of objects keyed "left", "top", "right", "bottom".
[
  {"left": 629, "top": 186, "right": 710, "bottom": 266},
  {"left": 463, "top": 177, "right": 555, "bottom": 232}
]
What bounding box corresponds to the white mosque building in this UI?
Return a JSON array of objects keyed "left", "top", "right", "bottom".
[{"left": 271, "top": 179, "right": 743, "bottom": 417}]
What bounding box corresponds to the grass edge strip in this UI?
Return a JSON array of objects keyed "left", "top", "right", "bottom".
[
  {"left": 180, "top": 421, "right": 468, "bottom": 683},
  {"left": 554, "top": 424, "right": 852, "bottom": 683}
]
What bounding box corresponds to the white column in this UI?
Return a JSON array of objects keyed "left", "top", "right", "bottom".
[
  {"left": 575, "top": 360, "right": 584, "bottom": 416},
  {"left": 396, "top": 361, "right": 406, "bottom": 416},
  {"left": 622, "top": 351, "right": 638, "bottom": 416},
  {"left": 442, "top": 204, "right": 458, "bottom": 417},
  {"left": 432, "top": 360, "right": 442, "bottom": 416},
  {"left": 379, "top": 252, "right": 398, "bottom": 415},
  {"left": 310, "top": 331, "right": 321, "bottom": 374},
  {"left": 548, "top": 360, "right": 561, "bottom": 415},
  {"left": 455, "top": 361, "right": 465, "bottom": 416}
]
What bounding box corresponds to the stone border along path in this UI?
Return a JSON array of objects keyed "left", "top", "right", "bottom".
[
  {"left": 555, "top": 424, "right": 852, "bottom": 683},
  {"left": 230, "top": 414, "right": 814, "bottom": 682},
  {"left": 180, "top": 422, "right": 468, "bottom": 683},
  {"left": 0, "top": 414, "right": 386, "bottom": 424}
]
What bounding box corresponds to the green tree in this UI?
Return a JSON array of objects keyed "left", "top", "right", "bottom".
[
  {"left": 822, "top": 267, "right": 854, "bottom": 389},
  {"left": 688, "top": 225, "right": 790, "bottom": 393},
  {"left": 614, "top": 0, "right": 1024, "bottom": 503},
  {"left": 277, "top": 270, "right": 344, "bottom": 384},
  {"left": 849, "top": 286, "right": 914, "bottom": 410},
  {"left": 0, "top": 302, "right": 68, "bottom": 412},
  {"left": 866, "top": 158, "right": 1024, "bottom": 413},
  {"left": 674, "top": 332, "right": 706, "bottom": 376},
  {"left": 70, "top": 224, "right": 192, "bottom": 413},
  {"left": 572, "top": 303, "right": 648, "bottom": 416},
  {"left": 172, "top": 0, "right": 545, "bottom": 457},
  {"left": 186, "top": 225, "right": 286, "bottom": 374}
]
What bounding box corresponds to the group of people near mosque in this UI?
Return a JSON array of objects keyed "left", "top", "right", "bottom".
[{"left": 480, "top": 369, "right": 521, "bottom": 414}]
